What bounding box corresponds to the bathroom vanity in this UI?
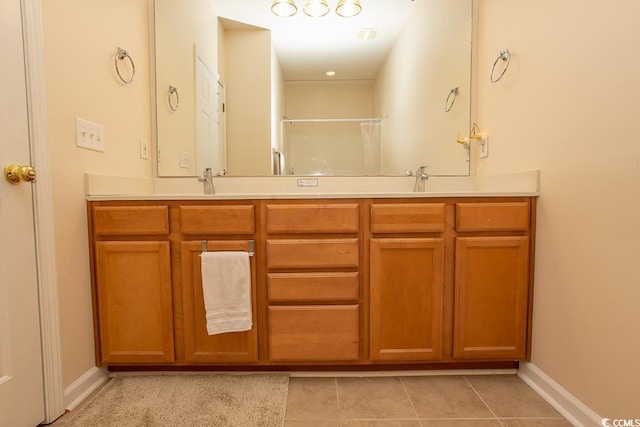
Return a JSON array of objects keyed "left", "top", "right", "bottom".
[{"left": 87, "top": 187, "right": 537, "bottom": 370}]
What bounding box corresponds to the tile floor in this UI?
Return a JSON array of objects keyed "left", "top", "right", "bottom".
[{"left": 284, "top": 374, "right": 573, "bottom": 427}]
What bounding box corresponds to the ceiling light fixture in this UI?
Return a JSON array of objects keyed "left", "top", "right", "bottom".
[
  {"left": 336, "top": 0, "right": 362, "bottom": 17},
  {"left": 303, "top": 0, "right": 330, "bottom": 17},
  {"left": 271, "top": 0, "right": 362, "bottom": 18},
  {"left": 271, "top": 0, "right": 298, "bottom": 17}
]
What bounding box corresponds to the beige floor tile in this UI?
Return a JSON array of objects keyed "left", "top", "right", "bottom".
[
  {"left": 500, "top": 419, "right": 574, "bottom": 427},
  {"left": 285, "top": 377, "right": 340, "bottom": 421},
  {"left": 420, "top": 420, "right": 502, "bottom": 427},
  {"left": 336, "top": 377, "right": 417, "bottom": 420},
  {"left": 402, "top": 375, "right": 494, "bottom": 418},
  {"left": 465, "top": 375, "right": 562, "bottom": 418},
  {"left": 341, "top": 421, "right": 422, "bottom": 426}
]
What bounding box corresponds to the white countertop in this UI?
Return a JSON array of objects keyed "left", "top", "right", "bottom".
[{"left": 85, "top": 170, "right": 540, "bottom": 201}]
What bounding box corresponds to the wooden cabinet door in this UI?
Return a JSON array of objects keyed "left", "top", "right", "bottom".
[
  {"left": 181, "top": 241, "right": 258, "bottom": 363},
  {"left": 454, "top": 236, "right": 529, "bottom": 359},
  {"left": 95, "top": 241, "right": 174, "bottom": 364},
  {"left": 369, "top": 238, "right": 444, "bottom": 361}
]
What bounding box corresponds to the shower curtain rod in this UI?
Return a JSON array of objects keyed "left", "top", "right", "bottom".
[{"left": 283, "top": 117, "right": 382, "bottom": 123}]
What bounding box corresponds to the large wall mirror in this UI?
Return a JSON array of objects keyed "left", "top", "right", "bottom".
[{"left": 153, "top": 0, "right": 472, "bottom": 177}]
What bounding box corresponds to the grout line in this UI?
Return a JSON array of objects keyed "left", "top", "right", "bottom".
[
  {"left": 464, "top": 375, "right": 506, "bottom": 427},
  {"left": 398, "top": 376, "right": 422, "bottom": 426},
  {"left": 418, "top": 417, "right": 509, "bottom": 420},
  {"left": 499, "top": 417, "right": 567, "bottom": 420},
  {"left": 281, "top": 376, "right": 290, "bottom": 427},
  {"left": 334, "top": 377, "right": 341, "bottom": 421}
]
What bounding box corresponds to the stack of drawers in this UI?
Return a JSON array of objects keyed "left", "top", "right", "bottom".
[{"left": 264, "top": 202, "right": 361, "bottom": 362}]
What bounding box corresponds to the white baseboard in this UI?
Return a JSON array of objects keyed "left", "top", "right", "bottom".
[
  {"left": 518, "top": 362, "right": 602, "bottom": 427},
  {"left": 63, "top": 366, "right": 109, "bottom": 411},
  {"left": 289, "top": 368, "right": 517, "bottom": 378}
]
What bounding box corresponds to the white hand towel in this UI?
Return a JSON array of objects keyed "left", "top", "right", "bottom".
[{"left": 200, "top": 251, "right": 252, "bottom": 335}]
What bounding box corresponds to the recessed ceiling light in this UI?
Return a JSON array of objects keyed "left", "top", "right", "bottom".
[{"left": 325, "top": 71, "right": 336, "bottom": 77}]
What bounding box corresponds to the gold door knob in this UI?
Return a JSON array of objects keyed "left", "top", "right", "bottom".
[{"left": 4, "top": 164, "right": 37, "bottom": 184}]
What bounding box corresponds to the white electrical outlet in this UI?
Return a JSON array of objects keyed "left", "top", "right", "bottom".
[
  {"left": 140, "top": 138, "right": 150, "bottom": 159},
  {"left": 480, "top": 136, "right": 489, "bottom": 158},
  {"left": 75, "top": 117, "right": 105, "bottom": 152},
  {"left": 179, "top": 151, "right": 191, "bottom": 168}
]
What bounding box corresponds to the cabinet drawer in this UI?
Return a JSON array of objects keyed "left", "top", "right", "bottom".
[
  {"left": 268, "top": 305, "right": 359, "bottom": 361},
  {"left": 93, "top": 206, "right": 169, "bottom": 236},
  {"left": 371, "top": 203, "right": 445, "bottom": 233},
  {"left": 180, "top": 205, "right": 255, "bottom": 234},
  {"left": 267, "top": 272, "right": 359, "bottom": 302},
  {"left": 456, "top": 202, "right": 530, "bottom": 232},
  {"left": 266, "top": 239, "right": 359, "bottom": 269},
  {"left": 265, "top": 203, "right": 359, "bottom": 234}
]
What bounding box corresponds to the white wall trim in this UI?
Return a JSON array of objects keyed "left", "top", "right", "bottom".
[
  {"left": 21, "top": 0, "right": 66, "bottom": 423},
  {"left": 289, "top": 368, "right": 517, "bottom": 378},
  {"left": 63, "top": 367, "right": 109, "bottom": 411},
  {"left": 518, "top": 362, "right": 602, "bottom": 427}
]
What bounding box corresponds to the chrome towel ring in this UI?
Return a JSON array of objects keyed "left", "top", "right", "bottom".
[
  {"left": 168, "top": 85, "right": 180, "bottom": 112},
  {"left": 115, "top": 47, "right": 135, "bottom": 84},
  {"left": 490, "top": 49, "right": 510, "bottom": 83},
  {"left": 444, "top": 87, "right": 459, "bottom": 112}
]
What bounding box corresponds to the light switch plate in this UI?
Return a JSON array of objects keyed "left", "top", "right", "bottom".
[
  {"left": 140, "top": 138, "right": 149, "bottom": 159},
  {"left": 179, "top": 151, "right": 190, "bottom": 168},
  {"left": 480, "top": 136, "right": 489, "bottom": 158},
  {"left": 75, "top": 117, "right": 105, "bottom": 152}
]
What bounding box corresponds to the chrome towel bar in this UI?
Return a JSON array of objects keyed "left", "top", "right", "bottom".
[{"left": 201, "top": 240, "right": 255, "bottom": 257}]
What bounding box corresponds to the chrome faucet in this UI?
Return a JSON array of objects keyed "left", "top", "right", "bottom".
[
  {"left": 413, "top": 165, "right": 429, "bottom": 192},
  {"left": 198, "top": 167, "right": 215, "bottom": 195}
]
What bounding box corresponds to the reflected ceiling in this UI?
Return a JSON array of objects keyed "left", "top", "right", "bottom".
[{"left": 213, "top": 0, "right": 415, "bottom": 80}]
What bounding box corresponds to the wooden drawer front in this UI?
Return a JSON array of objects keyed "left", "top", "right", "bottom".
[
  {"left": 268, "top": 305, "right": 359, "bottom": 361},
  {"left": 265, "top": 203, "right": 359, "bottom": 234},
  {"left": 371, "top": 203, "right": 445, "bottom": 233},
  {"left": 456, "top": 202, "right": 530, "bottom": 232},
  {"left": 266, "top": 239, "right": 359, "bottom": 269},
  {"left": 267, "top": 272, "right": 359, "bottom": 302},
  {"left": 93, "top": 206, "right": 169, "bottom": 236},
  {"left": 180, "top": 205, "right": 255, "bottom": 235}
]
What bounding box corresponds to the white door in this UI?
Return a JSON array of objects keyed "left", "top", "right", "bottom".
[
  {"left": 195, "top": 54, "right": 226, "bottom": 175},
  {"left": 0, "top": 0, "right": 46, "bottom": 425},
  {"left": 216, "top": 79, "right": 227, "bottom": 175}
]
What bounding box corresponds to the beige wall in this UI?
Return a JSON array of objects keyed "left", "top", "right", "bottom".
[
  {"left": 376, "top": 0, "right": 471, "bottom": 176},
  {"left": 476, "top": 0, "right": 640, "bottom": 419},
  {"left": 285, "top": 81, "right": 375, "bottom": 119},
  {"left": 271, "top": 44, "right": 285, "bottom": 154},
  {"left": 41, "top": 0, "right": 153, "bottom": 387},
  {"left": 154, "top": 0, "right": 218, "bottom": 176},
  {"left": 223, "top": 27, "right": 273, "bottom": 176}
]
